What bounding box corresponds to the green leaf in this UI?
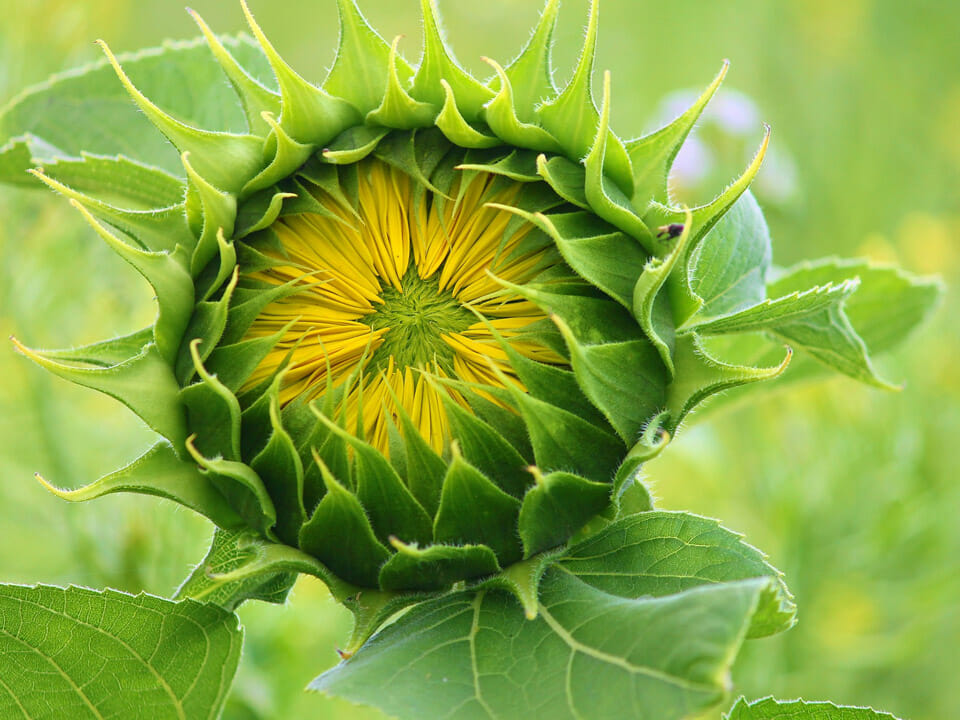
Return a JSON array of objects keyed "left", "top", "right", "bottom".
[
  {"left": 769, "top": 258, "right": 943, "bottom": 355},
  {"left": 725, "top": 697, "right": 902, "bottom": 720},
  {"left": 313, "top": 572, "right": 767, "bottom": 720},
  {"left": 0, "top": 584, "right": 242, "bottom": 720},
  {"left": 559, "top": 512, "right": 796, "bottom": 638},
  {"left": 0, "top": 36, "right": 271, "bottom": 182},
  {"left": 176, "top": 528, "right": 297, "bottom": 611}
]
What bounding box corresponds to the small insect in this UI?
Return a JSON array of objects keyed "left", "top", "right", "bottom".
[{"left": 656, "top": 223, "right": 685, "bottom": 239}]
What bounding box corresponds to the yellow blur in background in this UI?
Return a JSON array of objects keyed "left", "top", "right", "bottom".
[{"left": 0, "top": 1, "right": 956, "bottom": 718}]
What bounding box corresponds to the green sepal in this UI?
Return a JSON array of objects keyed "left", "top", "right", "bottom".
[
  {"left": 189, "top": 9, "right": 281, "bottom": 136},
  {"left": 65, "top": 199, "right": 194, "bottom": 364},
  {"left": 220, "top": 274, "right": 314, "bottom": 346},
  {"left": 176, "top": 528, "right": 299, "bottom": 611},
  {"left": 35, "top": 152, "right": 183, "bottom": 207},
  {"left": 583, "top": 72, "right": 652, "bottom": 249},
  {"left": 35, "top": 441, "right": 244, "bottom": 530},
  {"left": 535, "top": 2, "right": 634, "bottom": 194},
  {"left": 379, "top": 539, "right": 501, "bottom": 592},
  {"left": 183, "top": 151, "right": 238, "bottom": 277},
  {"left": 627, "top": 61, "right": 728, "bottom": 206},
  {"left": 433, "top": 449, "right": 523, "bottom": 565},
  {"left": 31, "top": 158, "right": 191, "bottom": 254},
  {"left": 770, "top": 257, "right": 944, "bottom": 355},
  {"left": 387, "top": 386, "right": 450, "bottom": 516},
  {"left": 436, "top": 389, "right": 531, "bottom": 499},
  {"left": 340, "top": 590, "right": 428, "bottom": 659},
  {"left": 614, "top": 411, "right": 671, "bottom": 494},
  {"left": 481, "top": 57, "right": 563, "bottom": 153},
  {"left": 35, "top": 328, "right": 153, "bottom": 367},
  {"left": 666, "top": 333, "right": 792, "bottom": 431},
  {"left": 185, "top": 435, "right": 278, "bottom": 537},
  {"left": 434, "top": 80, "right": 500, "bottom": 149},
  {"left": 294, "top": 158, "right": 361, "bottom": 218},
  {"left": 412, "top": 0, "right": 493, "bottom": 119},
  {"left": 501, "top": 0, "right": 560, "bottom": 123},
  {"left": 475, "top": 315, "right": 608, "bottom": 428},
  {"left": 501, "top": 378, "right": 624, "bottom": 483},
  {"left": 455, "top": 384, "right": 534, "bottom": 460},
  {"left": 553, "top": 315, "right": 667, "bottom": 443},
  {"left": 176, "top": 268, "right": 239, "bottom": 384},
  {"left": 372, "top": 130, "right": 446, "bottom": 196},
  {"left": 325, "top": 0, "right": 404, "bottom": 114},
  {"left": 494, "top": 205, "right": 647, "bottom": 309},
  {"left": 205, "top": 317, "right": 296, "bottom": 392},
  {"left": 180, "top": 339, "right": 242, "bottom": 461},
  {"left": 366, "top": 36, "right": 437, "bottom": 129},
  {"left": 251, "top": 394, "right": 307, "bottom": 546},
  {"left": 236, "top": 189, "right": 294, "bottom": 239},
  {"left": 501, "top": 278, "right": 642, "bottom": 344},
  {"left": 632, "top": 212, "right": 692, "bottom": 375},
  {"left": 457, "top": 148, "right": 540, "bottom": 183},
  {"left": 242, "top": 112, "right": 314, "bottom": 196},
  {"left": 683, "top": 281, "right": 859, "bottom": 336},
  {"left": 535, "top": 153, "right": 588, "bottom": 208},
  {"left": 319, "top": 125, "right": 389, "bottom": 165},
  {"left": 317, "top": 415, "right": 433, "bottom": 546},
  {"left": 241, "top": 0, "right": 360, "bottom": 146},
  {"left": 98, "top": 40, "right": 264, "bottom": 195},
  {"left": 12, "top": 339, "right": 186, "bottom": 446},
  {"left": 518, "top": 467, "right": 611, "bottom": 558},
  {"left": 477, "top": 551, "right": 561, "bottom": 620},
  {"left": 299, "top": 456, "right": 391, "bottom": 588},
  {"left": 195, "top": 228, "right": 238, "bottom": 302},
  {"left": 650, "top": 127, "right": 771, "bottom": 325}
]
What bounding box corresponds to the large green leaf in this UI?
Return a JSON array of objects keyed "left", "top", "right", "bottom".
[
  {"left": 0, "top": 584, "right": 242, "bottom": 719},
  {"left": 313, "top": 572, "right": 765, "bottom": 720},
  {"left": 725, "top": 697, "right": 901, "bottom": 719},
  {"left": 0, "top": 36, "right": 271, "bottom": 182},
  {"left": 313, "top": 512, "right": 791, "bottom": 719},
  {"left": 559, "top": 511, "right": 795, "bottom": 638}
]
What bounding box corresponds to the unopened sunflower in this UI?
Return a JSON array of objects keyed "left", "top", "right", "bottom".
[{"left": 9, "top": 0, "right": 920, "bottom": 652}]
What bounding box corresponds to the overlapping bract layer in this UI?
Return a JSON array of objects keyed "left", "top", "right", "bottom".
[{"left": 7, "top": 0, "right": 940, "bottom": 607}]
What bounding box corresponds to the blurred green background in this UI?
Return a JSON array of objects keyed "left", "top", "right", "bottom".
[{"left": 0, "top": 0, "right": 956, "bottom": 718}]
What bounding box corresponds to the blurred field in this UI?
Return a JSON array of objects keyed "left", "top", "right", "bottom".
[{"left": 0, "top": 1, "right": 956, "bottom": 718}]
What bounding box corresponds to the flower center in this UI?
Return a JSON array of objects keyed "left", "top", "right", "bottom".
[
  {"left": 241, "top": 157, "right": 563, "bottom": 453},
  {"left": 361, "top": 266, "right": 474, "bottom": 373}
]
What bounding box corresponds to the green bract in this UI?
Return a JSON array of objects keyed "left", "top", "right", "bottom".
[{"left": 0, "top": 1, "right": 941, "bottom": 717}]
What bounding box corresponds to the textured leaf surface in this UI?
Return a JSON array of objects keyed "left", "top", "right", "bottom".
[
  {"left": 314, "top": 572, "right": 764, "bottom": 720},
  {"left": 559, "top": 512, "right": 795, "bottom": 638},
  {"left": 314, "top": 512, "right": 791, "bottom": 719},
  {"left": 0, "top": 584, "right": 242, "bottom": 720},
  {"left": 725, "top": 697, "right": 901, "bottom": 719}
]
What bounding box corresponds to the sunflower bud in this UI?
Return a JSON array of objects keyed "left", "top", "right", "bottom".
[{"left": 9, "top": 0, "right": 931, "bottom": 624}]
